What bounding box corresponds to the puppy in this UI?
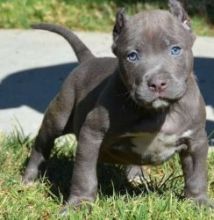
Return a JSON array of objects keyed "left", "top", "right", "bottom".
[{"left": 23, "top": 0, "right": 213, "bottom": 211}]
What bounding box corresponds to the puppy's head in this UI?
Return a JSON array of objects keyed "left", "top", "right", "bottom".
[{"left": 112, "top": 0, "right": 195, "bottom": 109}]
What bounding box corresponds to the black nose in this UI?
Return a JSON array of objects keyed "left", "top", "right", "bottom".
[{"left": 147, "top": 78, "right": 167, "bottom": 93}]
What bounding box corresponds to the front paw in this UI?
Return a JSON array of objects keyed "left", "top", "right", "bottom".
[
  {"left": 189, "top": 195, "right": 214, "bottom": 208},
  {"left": 60, "top": 196, "right": 94, "bottom": 216},
  {"left": 197, "top": 198, "right": 214, "bottom": 208},
  {"left": 22, "top": 168, "right": 39, "bottom": 185}
]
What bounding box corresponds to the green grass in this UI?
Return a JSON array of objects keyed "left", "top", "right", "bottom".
[
  {"left": 0, "top": 0, "right": 214, "bottom": 36},
  {"left": 1, "top": 130, "right": 214, "bottom": 219}
]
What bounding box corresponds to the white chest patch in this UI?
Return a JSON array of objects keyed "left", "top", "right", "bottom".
[
  {"left": 131, "top": 132, "right": 177, "bottom": 154},
  {"left": 181, "top": 130, "right": 193, "bottom": 138},
  {"left": 125, "top": 130, "right": 192, "bottom": 165}
]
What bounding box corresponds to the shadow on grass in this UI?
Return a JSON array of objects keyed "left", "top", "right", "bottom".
[
  {"left": 40, "top": 153, "right": 183, "bottom": 204},
  {"left": 44, "top": 154, "right": 142, "bottom": 203}
]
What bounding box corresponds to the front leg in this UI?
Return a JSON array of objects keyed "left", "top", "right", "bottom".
[
  {"left": 64, "top": 107, "right": 109, "bottom": 212},
  {"left": 67, "top": 126, "right": 102, "bottom": 207},
  {"left": 179, "top": 131, "right": 213, "bottom": 207}
]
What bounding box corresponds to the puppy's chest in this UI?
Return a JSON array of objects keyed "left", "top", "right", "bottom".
[{"left": 111, "top": 130, "right": 192, "bottom": 165}]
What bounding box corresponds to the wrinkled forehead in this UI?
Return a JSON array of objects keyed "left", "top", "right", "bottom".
[{"left": 122, "top": 10, "right": 192, "bottom": 50}]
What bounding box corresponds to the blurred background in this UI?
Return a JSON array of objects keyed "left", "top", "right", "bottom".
[{"left": 0, "top": 0, "right": 214, "bottom": 36}]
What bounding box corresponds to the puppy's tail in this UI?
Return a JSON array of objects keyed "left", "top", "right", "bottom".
[{"left": 32, "top": 23, "right": 94, "bottom": 63}]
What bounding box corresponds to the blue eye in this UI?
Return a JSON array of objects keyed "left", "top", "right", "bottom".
[
  {"left": 127, "top": 50, "right": 139, "bottom": 62},
  {"left": 170, "top": 46, "right": 182, "bottom": 56}
]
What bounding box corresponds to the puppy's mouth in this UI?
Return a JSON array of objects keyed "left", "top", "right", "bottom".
[
  {"left": 150, "top": 98, "right": 170, "bottom": 109},
  {"left": 134, "top": 96, "right": 170, "bottom": 109},
  {"left": 131, "top": 91, "right": 178, "bottom": 109}
]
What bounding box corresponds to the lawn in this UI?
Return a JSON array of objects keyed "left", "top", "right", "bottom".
[
  {"left": 0, "top": 0, "right": 214, "bottom": 36},
  {"left": 1, "top": 130, "right": 214, "bottom": 219}
]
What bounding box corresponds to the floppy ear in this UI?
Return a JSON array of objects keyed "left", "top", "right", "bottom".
[
  {"left": 113, "top": 8, "right": 127, "bottom": 43},
  {"left": 168, "top": 0, "right": 191, "bottom": 31}
]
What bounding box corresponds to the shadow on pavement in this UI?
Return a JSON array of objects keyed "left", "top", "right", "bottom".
[
  {"left": 194, "top": 57, "right": 214, "bottom": 135},
  {"left": 0, "top": 62, "right": 77, "bottom": 113},
  {"left": 0, "top": 57, "right": 213, "bottom": 133}
]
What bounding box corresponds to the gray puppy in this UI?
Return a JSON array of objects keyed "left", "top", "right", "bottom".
[{"left": 23, "top": 0, "right": 213, "bottom": 210}]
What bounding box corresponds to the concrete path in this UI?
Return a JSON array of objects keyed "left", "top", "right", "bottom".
[{"left": 0, "top": 30, "right": 214, "bottom": 139}]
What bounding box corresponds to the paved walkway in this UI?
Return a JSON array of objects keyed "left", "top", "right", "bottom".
[{"left": 0, "top": 30, "right": 214, "bottom": 138}]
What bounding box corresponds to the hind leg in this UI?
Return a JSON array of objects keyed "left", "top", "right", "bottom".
[{"left": 23, "top": 92, "right": 74, "bottom": 184}]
